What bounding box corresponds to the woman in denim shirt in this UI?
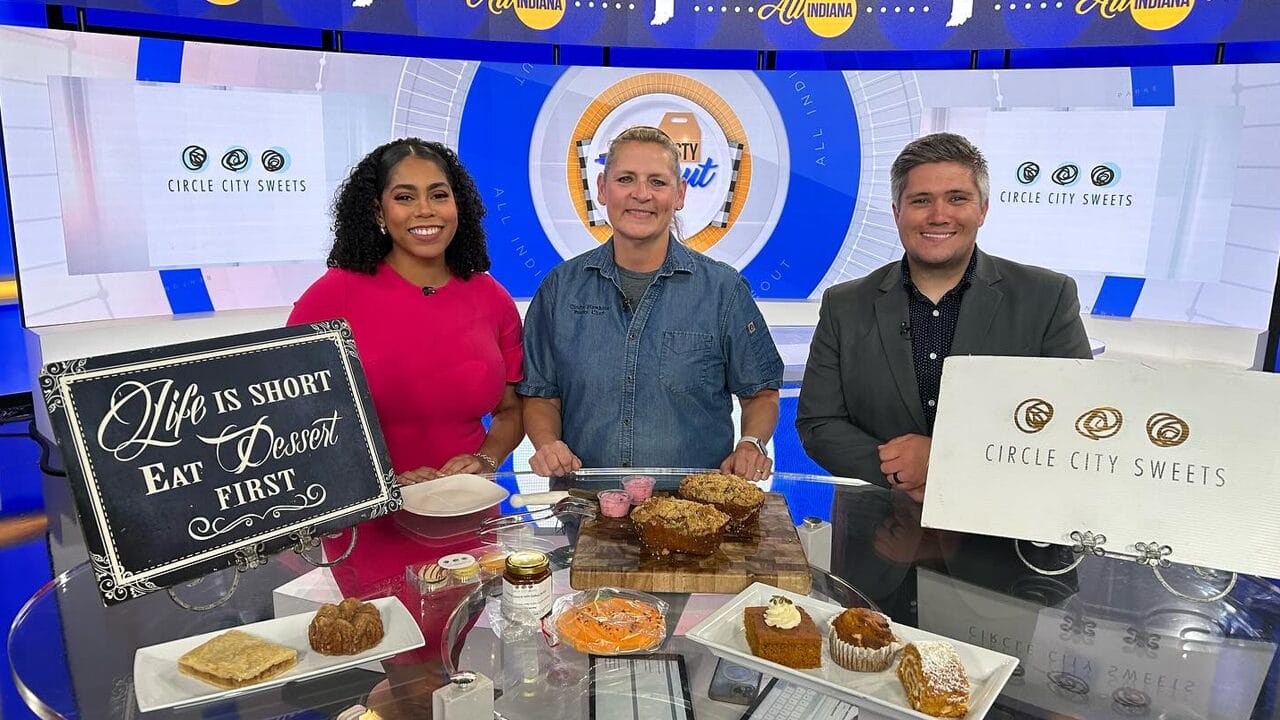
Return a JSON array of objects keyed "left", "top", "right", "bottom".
[{"left": 518, "top": 126, "right": 783, "bottom": 478}]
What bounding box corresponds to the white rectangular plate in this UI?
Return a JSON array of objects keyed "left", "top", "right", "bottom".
[
  {"left": 133, "top": 596, "right": 424, "bottom": 713},
  {"left": 685, "top": 583, "right": 1018, "bottom": 720}
]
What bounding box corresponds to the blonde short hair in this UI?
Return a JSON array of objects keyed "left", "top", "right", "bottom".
[{"left": 602, "top": 125, "right": 682, "bottom": 179}]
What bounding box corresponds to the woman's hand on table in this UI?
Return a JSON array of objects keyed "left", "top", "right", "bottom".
[
  {"left": 396, "top": 466, "right": 441, "bottom": 484},
  {"left": 437, "top": 453, "right": 491, "bottom": 476}
]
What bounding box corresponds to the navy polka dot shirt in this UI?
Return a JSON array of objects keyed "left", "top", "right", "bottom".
[{"left": 901, "top": 252, "right": 977, "bottom": 432}]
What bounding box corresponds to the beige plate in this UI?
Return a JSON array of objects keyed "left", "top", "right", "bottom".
[{"left": 399, "top": 473, "right": 510, "bottom": 517}]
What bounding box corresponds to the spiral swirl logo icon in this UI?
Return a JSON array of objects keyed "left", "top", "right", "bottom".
[
  {"left": 1111, "top": 687, "right": 1151, "bottom": 715},
  {"left": 1145, "top": 412, "right": 1190, "bottom": 448},
  {"left": 1048, "top": 670, "right": 1090, "bottom": 698},
  {"left": 1090, "top": 163, "right": 1119, "bottom": 188},
  {"left": 181, "top": 145, "right": 208, "bottom": 172},
  {"left": 221, "top": 147, "right": 250, "bottom": 173},
  {"left": 1016, "top": 161, "right": 1040, "bottom": 185},
  {"left": 260, "top": 147, "right": 289, "bottom": 173},
  {"left": 1014, "top": 398, "right": 1054, "bottom": 434},
  {"left": 1075, "top": 406, "right": 1123, "bottom": 440},
  {"left": 1051, "top": 163, "right": 1080, "bottom": 186}
]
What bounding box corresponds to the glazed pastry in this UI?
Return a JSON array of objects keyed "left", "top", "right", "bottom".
[
  {"left": 896, "top": 641, "right": 970, "bottom": 717},
  {"left": 742, "top": 596, "right": 822, "bottom": 669}
]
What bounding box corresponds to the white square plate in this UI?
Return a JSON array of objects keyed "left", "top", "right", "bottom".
[
  {"left": 133, "top": 596, "right": 424, "bottom": 713},
  {"left": 399, "top": 473, "right": 510, "bottom": 517},
  {"left": 685, "top": 583, "right": 1018, "bottom": 720}
]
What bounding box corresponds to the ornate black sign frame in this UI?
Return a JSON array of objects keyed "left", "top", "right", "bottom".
[{"left": 41, "top": 320, "right": 400, "bottom": 605}]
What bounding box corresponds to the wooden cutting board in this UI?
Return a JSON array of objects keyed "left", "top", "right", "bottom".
[{"left": 569, "top": 493, "right": 813, "bottom": 595}]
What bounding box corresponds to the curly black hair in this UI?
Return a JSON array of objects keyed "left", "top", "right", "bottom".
[{"left": 327, "top": 138, "right": 490, "bottom": 278}]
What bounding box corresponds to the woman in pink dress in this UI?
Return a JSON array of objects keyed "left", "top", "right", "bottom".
[{"left": 288, "top": 140, "right": 522, "bottom": 701}]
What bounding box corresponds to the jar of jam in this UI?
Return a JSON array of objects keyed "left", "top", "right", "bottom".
[{"left": 502, "top": 550, "right": 552, "bottom": 623}]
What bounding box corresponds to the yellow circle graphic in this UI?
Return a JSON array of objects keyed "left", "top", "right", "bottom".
[
  {"left": 1129, "top": 0, "right": 1193, "bottom": 31},
  {"left": 804, "top": 0, "right": 857, "bottom": 37},
  {"left": 204, "top": 0, "right": 241, "bottom": 5},
  {"left": 515, "top": 0, "right": 566, "bottom": 30},
  {"left": 566, "top": 73, "right": 752, "bottom": 253}
]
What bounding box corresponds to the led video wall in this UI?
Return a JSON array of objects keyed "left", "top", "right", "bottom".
[{"left": 2, "top": 27, "right": 1277, "bottom": 331}]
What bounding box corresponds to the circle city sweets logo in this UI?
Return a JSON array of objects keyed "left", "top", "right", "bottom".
[
  {"left": 467, "top": 0, "right": 565, "bottom": 30},
  {"left": 999, "top": 159, "right": 1130, "bottom": 208},
  {"left": 170, "top": 145, "right": 305, "bottom": 195},
  {"left": 758, "top": 0, "right": 858, "bottom": 38},
  {"left": 567, "top": 73, "right": 750, "bottom": 255},
  {"left": 996, "top": 399, "right": 1220, "bottom": 485},
  {"left": 1075, "top": 0, "right": 1194, "bottom": 32}
]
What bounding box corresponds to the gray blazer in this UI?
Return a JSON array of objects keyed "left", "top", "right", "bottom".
[{"left": 796, "top": 248, "right": 1092, "bottom": 486}]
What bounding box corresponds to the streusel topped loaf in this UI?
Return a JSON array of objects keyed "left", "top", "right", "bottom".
[
  {"left": 629, "top": 497, "right": 729, "bottom": 556},
  {"left": 678, "top": 473, "right": 765, "bottom": 528}
]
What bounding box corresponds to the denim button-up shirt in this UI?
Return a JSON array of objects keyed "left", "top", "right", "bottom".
[{"left": 517, "top": 238, "right": 784, "bottom": 470}]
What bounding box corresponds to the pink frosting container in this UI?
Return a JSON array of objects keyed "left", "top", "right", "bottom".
[
  {"left": 598, "top": 490, "right": 633, "bottom": 518},
  {"left": 622, "top": 475, "right": 656, "bottom": 504}
]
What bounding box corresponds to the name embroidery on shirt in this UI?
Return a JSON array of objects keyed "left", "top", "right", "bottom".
[{"left": 570, "top": 303, "right": 608, "bottom": 316}]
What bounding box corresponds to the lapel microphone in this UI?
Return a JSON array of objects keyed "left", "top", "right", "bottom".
[
  {"left": 900, "top": 320, "right": 911, "bottom": 338},
  {"left": 422, "top": 286, "right": 435, "bottom": 296}
]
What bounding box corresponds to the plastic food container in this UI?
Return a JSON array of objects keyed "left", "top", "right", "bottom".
[
  {"left": 598, "top": 489, "right": 632, "bottom": 518},
  {"left": 548, "top": 587, "right": 669, "bottom": 655},
  {"left": 622, "top": 475, "right": 657, "bottom": 503}
]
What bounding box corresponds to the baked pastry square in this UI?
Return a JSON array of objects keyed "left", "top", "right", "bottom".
[
  {"left": 743, "top": 600, "right": 822, "bottom": 669},
  {"left": 177, "top": 629, "right": 298, "bottom": 689}
]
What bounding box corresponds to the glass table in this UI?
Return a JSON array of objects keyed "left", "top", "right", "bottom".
[{"left": 10, "top": 470, "right": 1280, "bottom": 719}]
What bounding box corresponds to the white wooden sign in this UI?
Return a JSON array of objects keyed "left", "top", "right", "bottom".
[{"left": 922, "top": 356, "right": 1280, "bottom": 579}]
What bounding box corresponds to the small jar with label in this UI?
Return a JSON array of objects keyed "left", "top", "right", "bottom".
[{"left": 502, "top": 550, "right": 552, "bottom": 624}]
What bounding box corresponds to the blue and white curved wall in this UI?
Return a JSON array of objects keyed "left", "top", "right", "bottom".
[{"left": 2, "top": 27, "right": 1278, "bottom": 333}]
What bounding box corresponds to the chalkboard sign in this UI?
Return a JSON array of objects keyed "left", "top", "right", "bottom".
[{"left": 40, "top": 320, "right": 401, "bottom": 606}]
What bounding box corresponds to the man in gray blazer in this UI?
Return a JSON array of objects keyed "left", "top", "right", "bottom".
[{"left": 797, "top": 133, "right": 1091, "bottom": 502}]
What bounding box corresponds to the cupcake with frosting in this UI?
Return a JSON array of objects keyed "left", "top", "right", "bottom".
[{"left": 828, "top": 607, "right": 902, "bottom": 671}]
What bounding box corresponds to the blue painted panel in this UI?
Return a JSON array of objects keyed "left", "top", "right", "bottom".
[
  {"left": 775, "top": 49, "right": 971, "bottom": 70},
  {"left": 135, "top": 36, "right": 184, "bottom": 82},
  {"left": 1223, "top": 41, "right": 1280, "bottom": 64},
  {"left": 559, "top": 44, "right": 605, "bottom": 66},
  {"left": 1009, "top": 43, "right": 1216, "bottom": 68},
  {"left": 0, "top": 305, "right": 28, "bottom": 396},
  {"left": 1091, "top": 275, "right": 1145, "bottom": 318},
  {"left": 609, "top": 46, "right": 758, "bottom": 69},
  {"left": 84, "top": 7, "right": 322, "bottom": 47},
  {"left": 0, "top": 119, "right": 14, "bottom": 279},
  {"left": 0, "top": 1, "right": 46, "bottom": 28},
  {"left": 1130, "top": 65, "right": 1175, "bottom": 106}
]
